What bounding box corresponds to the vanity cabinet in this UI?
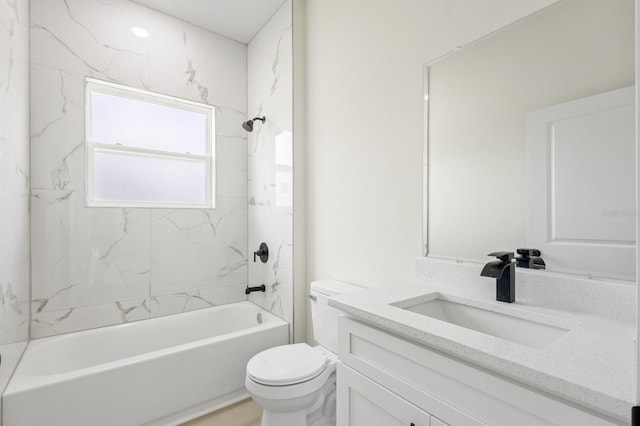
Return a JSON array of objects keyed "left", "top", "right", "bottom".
[
  {"left": 338, "top": 364, "right": 431, "bottom": 426},
  {"left": 336, "top": 316, "right": 625, "bottom": 426}
]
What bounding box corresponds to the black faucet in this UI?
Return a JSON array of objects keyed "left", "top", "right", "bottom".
[
  {"left": 245, "top": 284, "right": 266, "bottom": 295},
  {"left": 481, "top": 251, "right": 515, "bottom": 303}
]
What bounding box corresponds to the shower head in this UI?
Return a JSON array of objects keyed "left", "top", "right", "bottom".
[
  {"left": 242, "top": 116, "right": 266, "bottom": 132},
  {"left": 242, "top": 120, "right": 254, "bottom": 132}
]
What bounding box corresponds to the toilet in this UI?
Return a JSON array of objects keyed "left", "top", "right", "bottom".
[{"left": 245, "top": 280, "right": 361, "bottom": 426}]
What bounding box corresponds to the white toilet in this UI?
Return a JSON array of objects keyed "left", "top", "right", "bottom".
[{"left": 245, "top": 280, "right": 361, "bottom": 426}]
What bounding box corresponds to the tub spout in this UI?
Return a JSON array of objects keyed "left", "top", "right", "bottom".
[{"left": 245, "top": 285, "right": 266, "bottom": 295}]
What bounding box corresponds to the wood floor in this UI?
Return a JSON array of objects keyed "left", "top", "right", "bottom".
[{"left": 182, "top": 399, "right": 263, "bottom": 426}]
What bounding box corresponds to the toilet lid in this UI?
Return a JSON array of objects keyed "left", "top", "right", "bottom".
[{"left": 247, "top": 343, "right": 328, "bottom": 386}]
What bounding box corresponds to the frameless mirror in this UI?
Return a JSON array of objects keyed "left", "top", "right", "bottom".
[{"left": 424, "top": 0, "right": 635, "bottom": 280}]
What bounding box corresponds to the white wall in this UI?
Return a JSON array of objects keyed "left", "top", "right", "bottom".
[
  {"left": 0, "top": 0, "right": 30, "bottom": 417},
  {"left": 304, "top": 0, "right": 558, "bottom": 286},
  {"left": 297, "top": 0, "right": 556, "bottom": 339},
  {"left": 292, "top": 0, "right": 307, "bottom": 343},
  {"left": 303, "top": 0, "right": 558, "bottom": 338}
]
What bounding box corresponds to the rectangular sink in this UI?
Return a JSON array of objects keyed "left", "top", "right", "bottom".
[{"left": 391, "top": 295, "right": 575, "bottom": 350}]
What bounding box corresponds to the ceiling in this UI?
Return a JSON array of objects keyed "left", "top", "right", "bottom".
[{"left": 131, "top": 0, "right": 287, "bottom": 44}]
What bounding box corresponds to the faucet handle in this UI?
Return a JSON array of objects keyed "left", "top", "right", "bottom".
[
  {"left": 516, "top": 248, "right": 545, "bottom": 269},
  {"left": 253, "top": 242, "right": 269, "bottom": 263},
  {"left": 487, "top": 251, "right": 514, "bottom": 263}
]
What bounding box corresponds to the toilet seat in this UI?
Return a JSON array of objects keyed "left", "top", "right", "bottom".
[{"left": 247, "top": 343, "right": 328, "bottom": 386}]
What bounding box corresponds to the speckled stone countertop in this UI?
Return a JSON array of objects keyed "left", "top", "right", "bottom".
[{"left": 328, "top": 259, "right": 635, "bottom": 423}]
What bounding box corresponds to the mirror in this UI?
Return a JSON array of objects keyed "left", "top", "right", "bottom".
[{"left": 424, "top": 0, "right": 635, "bottom": 279}]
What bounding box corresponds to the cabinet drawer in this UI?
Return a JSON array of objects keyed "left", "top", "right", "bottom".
[
  {"left": 338, "top": 316, "right": 624, "bottom": 426},
  {"left": 337, "top": 363, "right": 430, "bottom": 426}
]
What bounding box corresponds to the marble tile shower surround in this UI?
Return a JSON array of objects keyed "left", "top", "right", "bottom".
[
  {"left": 0, "top": 0, "right": 30, "bottom": 412},
  {"left": 415, "top": 257, "right": 635, "bottom": 323},
  {"left": 0, "top": 0, "right": 30, "bottom": 344},
  {"left": 29, "top": 0, "right": 251, "bottom": 338},
  {"left": 246, "top": 1, "right": 294, "bottom": 332}
]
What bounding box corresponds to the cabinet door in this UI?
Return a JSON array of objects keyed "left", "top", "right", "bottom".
[{"left": 337, "top": 363, "right": 430, "bottom": 426}]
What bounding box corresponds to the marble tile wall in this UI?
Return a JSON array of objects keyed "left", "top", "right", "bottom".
[
  {"left": 0, "top": 0, "right": 30, "bottom": 411},
  {"left": 29, "top": 0, "right": 249, "bottom": 338},
  {"left": 247, "top": 1, "right": 294, "bottom": 337}
]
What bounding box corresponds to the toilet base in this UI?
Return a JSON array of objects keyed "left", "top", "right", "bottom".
[
  {"left": 256, "top": 374, "right": 336, "bottom": 426},
  {"left": 256, "top": 373, "right": 336, "bottom": 426}
]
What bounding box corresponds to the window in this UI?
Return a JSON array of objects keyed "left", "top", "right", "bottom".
[{"left": 85, "top": 79, "right": 215, "bottom": 208}]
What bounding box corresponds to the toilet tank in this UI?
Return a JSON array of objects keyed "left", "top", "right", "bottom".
[{"left": 310, "top": 279, "right": 362, "bottom": 354}]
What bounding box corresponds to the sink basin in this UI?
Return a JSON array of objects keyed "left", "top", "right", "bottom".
[{"left": 391, "top": 295, "right": 575, "bottom": 349}]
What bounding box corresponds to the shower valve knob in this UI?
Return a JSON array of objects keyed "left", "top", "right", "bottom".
[{"left": 253, "top": 242, "right": 269, "bottom": 263}]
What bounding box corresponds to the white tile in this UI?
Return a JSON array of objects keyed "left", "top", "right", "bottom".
[
  {"left": 217, "top": 134, "right": 248, "bottom": 199},
  {"left": 216, "top": 106, "right": 250, "bottom": 201},
  {"left": 0, "top": 0, "right": 29, "bottom": 347},
  {"left": 31, "top": 190, "right": 151, "bottom": 312},
  {"left": 0, "top": 281, "right": 29, "bottom": 343},
  {"left": 0, "top": 0, "right": 28, "bottom": 60},
  {"left": 0, "top": 45, "right": 29, "bottom": 191},
  {"left": 30, "top": 65, "right": 85, "bottom": 190},
  {"left": 0, "top": 190, "right": 30, "bottom": 306},
  {"left": 247, "top": 0, "right": 292, "bottom": 119},
  {"left": 30, "top": 0, "right": 151, "bottom": 86},
  {"left": 31, "top": 298, "right": 150, "bottom": 338},
  {"left": 147, "top": 12, "right": 247, "bottom": 112},
  {"left": 246, "top": 1, "right": 293, "bottom": 327},
  {"left": 150, "top": 197, "right": 247, "bottom": 295},
  {"left": 149, "top": 285, "right": 246, "bottom": 318},
  {"left": 247, "top": 237, "right": 292, "bottom": 320}
]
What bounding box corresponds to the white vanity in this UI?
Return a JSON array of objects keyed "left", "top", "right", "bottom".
[{"left": 330, "top": 258, "right": 634, "bottom": 426}]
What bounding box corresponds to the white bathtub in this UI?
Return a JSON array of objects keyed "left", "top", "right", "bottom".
[{"left": 2, "top": 301, "right": 288, "bottom": 426}]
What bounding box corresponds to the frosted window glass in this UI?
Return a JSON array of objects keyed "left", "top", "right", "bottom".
[
  {"left": 90, "top": 91, "right": 209, "bottom": 155},
  {"left": 93, "top": 150, "right": 207, "bottom": 205}
]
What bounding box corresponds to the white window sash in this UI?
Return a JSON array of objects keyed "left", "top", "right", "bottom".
[{"left": 85, "top": 78, "right": 215, "bottom": 209}]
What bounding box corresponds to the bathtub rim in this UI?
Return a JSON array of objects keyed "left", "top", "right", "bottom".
[{"left": 5, "top": 301, "right": 288, "bottom": 395}]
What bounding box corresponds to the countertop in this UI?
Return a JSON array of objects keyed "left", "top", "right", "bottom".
[{"left": 329, "top": 281, "right": 635, "bottom": 423}]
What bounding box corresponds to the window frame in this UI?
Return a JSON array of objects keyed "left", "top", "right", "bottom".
[{"left": 85, "top": 78, "right": 215, "bottom": 209}]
